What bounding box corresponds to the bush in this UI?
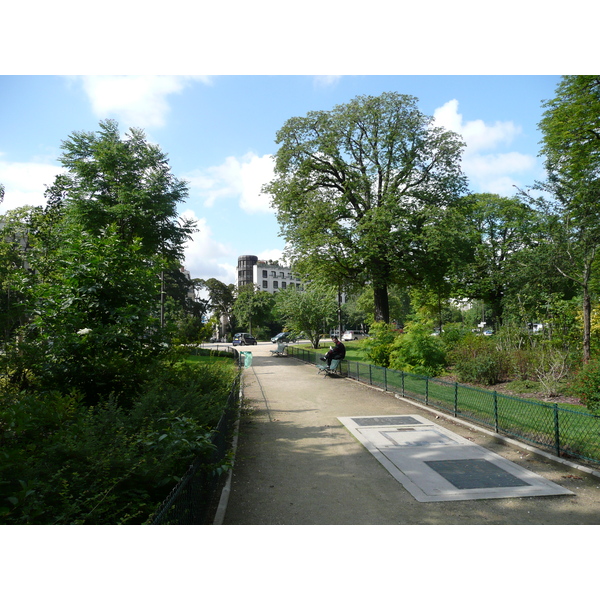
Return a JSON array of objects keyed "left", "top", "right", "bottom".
[
  {"left": 0, "top": 357, "right": 237, "bottom": 524},
  {"left": 440, "top": 323, "right": 470, "bottom": 351},
  {"left": 568, "top": 360, "right": 600, "bottom": 414},
  {"left": 361, "top": 322, "right": 399, "bottom": 367},
  {"left": 388, "top": 323, "right": 447, "bottom": 377},
  {"left": 449, "top": 334, "right": 510, "bottom": 385}
]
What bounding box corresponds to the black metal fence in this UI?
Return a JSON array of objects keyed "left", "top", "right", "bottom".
[
  {"left": 286, "top": 345, "right": 600, "bottom": 466},
  {"left": 150, "top": 348, "right": 242, "bottom": 525}
]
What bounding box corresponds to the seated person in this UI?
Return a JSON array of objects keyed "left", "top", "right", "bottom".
[{"left": 321, "top": 336, "right": 346, "bottom": 366}]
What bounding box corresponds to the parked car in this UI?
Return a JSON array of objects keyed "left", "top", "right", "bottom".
[
  {"left": 271, "top": 332, "right": 296, "bottom": 344},
  {"left": 342, "top": 330, "right": 368, "bottom": 341},
  {"left": 232, "top": 332, "right": 257, "bottom": 345}
]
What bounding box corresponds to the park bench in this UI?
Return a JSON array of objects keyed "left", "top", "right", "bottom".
[
  {"left": 316, "top": 358, "right": 342, "bottom": 377},
  {"left": 270, "top": 342, "right": 288, "bottom": 357}
]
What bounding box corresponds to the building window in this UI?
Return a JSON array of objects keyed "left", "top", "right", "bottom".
[
  {"left": 282, "top": 281, "right": 286, "bottom": 289},
  {"left": 271, "top": 271, "right": 276, "bottom": 277},
  {"left": 262, "top": 270, "right": 268, "bottom": 278},
  {"left": 262, "top": 280, "right": 268, "bottom": 289},
  {"left": 280, "top": 272, "right": 285, "bottom": 278},
  {"left": 273, "top": 281, "right": 278, "bottom": 289}
]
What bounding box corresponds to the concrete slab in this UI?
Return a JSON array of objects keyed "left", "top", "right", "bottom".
[{"left": 339, "top": 414, "right": 575, "bottom": 502}]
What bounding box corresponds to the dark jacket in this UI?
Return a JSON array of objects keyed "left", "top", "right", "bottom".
[{"left": 330, "top": 341, "right": 346, "bottom": 360}]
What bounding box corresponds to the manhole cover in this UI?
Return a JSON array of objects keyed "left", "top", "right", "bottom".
[
  {"left": 425, "top": 459, "right": 532, "bottom": 490},
  {"left": 352, "top": 416, "right": 421, "bottom": 427}
]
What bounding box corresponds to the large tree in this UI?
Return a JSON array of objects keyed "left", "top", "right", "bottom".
[
  {"left": 537, "top": 76, "right": 600, "bottom": 362},
  {"left": 232, "top": 285, "right": 274, "bottom": 335},
  {"left": 458, "top": 193, "right": 541, "bottom": 329},
  {"left": 6, "top": 121, "right": 195, "bottom": 401},
  {"left": 264, "top": 92, "right": 468, "bottom": 324},
  {"left": 200, "top": 277, "right": 236, "bottom": 322}
]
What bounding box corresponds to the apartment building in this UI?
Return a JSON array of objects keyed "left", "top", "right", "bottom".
[{"left": 236, "top": 255, "right": 302, "bottom": 293}]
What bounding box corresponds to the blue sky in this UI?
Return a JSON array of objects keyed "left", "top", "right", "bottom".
[{"left": 1, "top": 75, "right": 563, "bottom": 284}]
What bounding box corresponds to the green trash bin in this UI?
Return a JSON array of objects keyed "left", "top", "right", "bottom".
[{"left": 240, "top": 351, "right": 253, "bottom": 368}]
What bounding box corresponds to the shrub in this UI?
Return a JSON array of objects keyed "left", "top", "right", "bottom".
[
  {"left": 449, "top": 334, "right": 510, "bottom": 385},
  {"left": 388, "top": 323, "right": 446, "bottom": 377},
  {"left": 568, "top": 360, "right": 600, "bottom": 414},
  {"left": 361, "top": 322, "right": 398, "bottom": 367},
  {"left": 440, "top": 323, "right": 470, "bottom": 352},
  {"left": 509, "top": 348, "right": 537, "bottom": 381},
  {"left": 0, "top": 357, "right": 237, "bottom": 524}
]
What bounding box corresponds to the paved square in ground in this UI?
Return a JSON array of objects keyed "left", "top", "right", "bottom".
[{"left": 338, "top": 414, "right": 574, "bottom": 502}]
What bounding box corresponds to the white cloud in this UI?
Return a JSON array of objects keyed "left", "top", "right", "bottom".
[
  {"left": 259, "top": 248, "right": 285, "bottom": 264},
  {"left": 77, "top": 75, "right": 212, "bottom": 129},
  {"left": 433, "top": 99, "right": 521, "bottom": 154},
  {"left": 464, "top": 152, "right": 536, "bottom": 177},
  {"left": 186, "top": 152, "right": 275, "bottom": 214},
  {"left": 462, "top": 153, "right": 537, "bottom": 196},
  {"left": 433, "top": 99, "right": 536, "bottom": 195},
  {"left": 0, "top": 158, "right": 63, "bottom": 213},
  {"left": 181, "top": 210, "right": 237, "bottom": 283}
]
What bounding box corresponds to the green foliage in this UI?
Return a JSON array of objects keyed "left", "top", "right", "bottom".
[
  {"left": 0, "top": 121, "right": 200, "bottom": 405},
  {"left": 10, "top": 225, "right": 166, "bottom": 403},
  {"left": 53, "top": 119, "right": 195, "bottom": 261},
  {"left": 568, "top": 360, "right": 600, "bottom": 414},
  {"left": 449, "top": 333, "right": 510, "bottom": 385},
  {"left": 439, "top": 322, "right": 471, "bottom": 350},
  {"left": 388, "top": 323, "right": 446, "bottom": 376},
  {"left": 274, "top": 283, "right": 338, "bottom": 348},
  {"left": 265, "top": 91, "right": 468, "bottom": 323},
  {"left": 0, "top": 358, "right": 236, "bottom": 524},
  {"left": 361, "top": 322, "right": 399, "bottom": 367},
  {"left": 233, "top": 285, "right": 274, "bottom": 334},
  {"left": 0, "top": 121, "right": 235, "bottom": 524},
  {"left": 537, "top": 76, "right": 600, "bottom": 362}
]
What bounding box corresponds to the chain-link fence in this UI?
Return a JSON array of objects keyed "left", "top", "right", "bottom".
[
  {"left": 286, "top": 345, "right": 600, "bottom": 465},
  {"left": 150, "top": 349, "right": 242, "bottom": 525}
]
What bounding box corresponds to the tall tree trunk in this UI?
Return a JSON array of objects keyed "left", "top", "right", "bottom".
[
  {"left": 582, "top": 259, "right": 592, "bottom": 364},
  {"left": 373, "top": 282, "right": 390, "bottom": 323},
  {"left": 583, "top": 285, "right": 591, "bottom": 364}
]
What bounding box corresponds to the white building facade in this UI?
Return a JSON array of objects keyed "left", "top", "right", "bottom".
[{"left": 236, "top": 255, "right": 302, "bottom": 293}]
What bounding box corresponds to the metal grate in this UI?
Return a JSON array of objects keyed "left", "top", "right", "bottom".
[{"left": 425, "top": 459, "right": 532, "bottom": 489}]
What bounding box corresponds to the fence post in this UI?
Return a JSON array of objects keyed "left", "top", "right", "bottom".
[
  {"left": 554, "top": 403, "right": 560, "bottom": 457},
  {"left": 425, "top": 377, "right": 429, "bottom": 405},
  {"left": 384, "top": 367, "right": 388, "bottom": 392},
  {"left": 493, "top": 391, "right": 499, "bottom": 433},
  {"left": 369, "top": 364, "right": 373, "bottom": 386},
  {"left": 402, "top": 371, "right": 405, "bottom": 396},
  {"left": 454, "top": 382, "right": 458, "bottom": 417}
]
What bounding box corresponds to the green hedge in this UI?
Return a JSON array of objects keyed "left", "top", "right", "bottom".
[{"left": 0, "top": 357, "right": 237, "bottom": 524}]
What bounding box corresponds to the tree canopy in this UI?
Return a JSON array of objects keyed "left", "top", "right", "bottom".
[
  {"left": 457, "top": 193, "right": 541, "bottom": 329},
  {"left": 264, "top": 92, "right": 468, "bottom": 324},
  {"left": 2, "top": 121, "right": 198, "bottom": 402},
  {"left": 274, "top": 283, "right": 338, "bottom": 348},
  {"left": 47, "top": 119, "right": 195, "bottom": 261},
  {"left": 537, "top": 76, "right": 600, "bottom": 362}
]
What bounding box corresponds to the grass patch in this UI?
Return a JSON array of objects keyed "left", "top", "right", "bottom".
[{"left": 300, "top": 341, "right": 368, "bottom": 363}]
